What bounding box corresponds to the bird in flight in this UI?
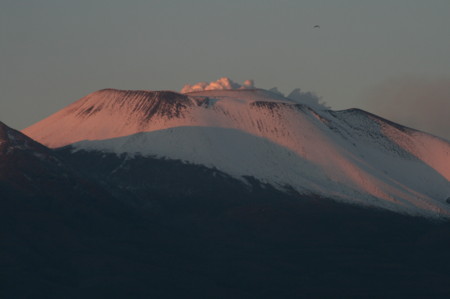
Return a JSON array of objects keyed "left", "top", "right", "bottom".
[{"left": 313, "top": 25, "right": 320, "bottom": 28}]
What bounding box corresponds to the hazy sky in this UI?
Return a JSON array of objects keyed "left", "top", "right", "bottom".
[{"left": 1, "top": 1, "right": 450, "bottom": 140}]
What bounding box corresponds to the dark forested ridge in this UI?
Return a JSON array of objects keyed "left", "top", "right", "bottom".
[{"left": 1, "top": 144, "right": 450, "bottom": 298}]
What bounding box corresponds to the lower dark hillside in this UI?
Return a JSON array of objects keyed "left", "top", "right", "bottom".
[{"left": 1, "top": 148, "right": 450, "bottom": 298}]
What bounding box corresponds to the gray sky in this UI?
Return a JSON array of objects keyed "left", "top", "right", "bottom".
[{"left": 1, "top": 0, "right": 450, "bottom": 140}]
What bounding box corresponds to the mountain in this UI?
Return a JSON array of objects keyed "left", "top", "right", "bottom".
[
  {"left": 0, "top": 120, "right": 72, "bottom": 197},
  {"left": 23, "top": 88, "right": 450, "bottom": 217},
  {"left": 3, "top": 94, "right": 450, "bottom": 298},
  {"left": 0, "top": 121, "right": 149, "bottom": 297},
  {"left": 2, "top": 118, "right": 450, "bottom": 297},
  {"left": 0, "top": 120, "right": 115, "bottom": 205}
]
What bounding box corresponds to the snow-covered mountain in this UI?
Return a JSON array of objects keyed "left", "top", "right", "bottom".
[{"left": 22, "top": 84, "right": 450, "bottom": 217}]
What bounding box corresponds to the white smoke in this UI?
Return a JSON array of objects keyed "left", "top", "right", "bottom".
[
  {"left": 181, "top": 77, "right": 328, "bottom": 110},
  {"left": 286, "top": 88, "right": 329, "bottom": 110},
  {"left": 268, "top": 87, "right": 284, "bottom": 96},
  {"left": 268, "top": 87, "right": 328, "bottom": 110},
  {"left": 181, "top": 77, "right": 255, "bottom": 93}
]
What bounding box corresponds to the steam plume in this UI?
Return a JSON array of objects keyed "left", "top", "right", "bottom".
[{"left": 181, "top": 77, "right": 254, "bottom": 93}]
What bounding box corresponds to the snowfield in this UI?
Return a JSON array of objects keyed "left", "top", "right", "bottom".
[{"left": 22, "top": 88, "right": 450, "bottom": 217}]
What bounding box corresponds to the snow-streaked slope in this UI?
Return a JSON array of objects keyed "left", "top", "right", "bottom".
[{"left": 22, "top": 89, "right": 450, "bottom": 217}]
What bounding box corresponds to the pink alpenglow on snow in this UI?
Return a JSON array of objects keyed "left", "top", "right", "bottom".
[{"left": 22, "top": 80, "right": 450, "bottom": 218}]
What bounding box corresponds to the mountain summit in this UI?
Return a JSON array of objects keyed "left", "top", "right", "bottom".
[
  {"left": 22, "top": 84, "right": 450, "bottom": 217},
  {"left": 4, "top": 80, "right": 450, "bottom": 297}
]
